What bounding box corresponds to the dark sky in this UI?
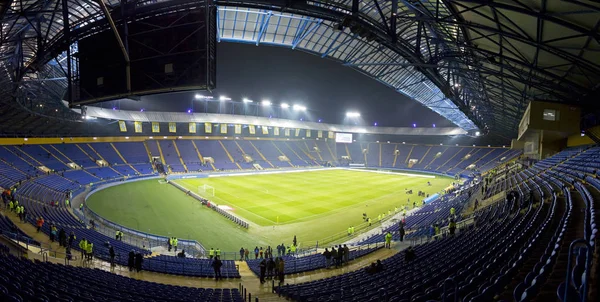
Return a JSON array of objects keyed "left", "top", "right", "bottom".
[{"left": 104, "top": 42, "right": 453, "bottom": 128}]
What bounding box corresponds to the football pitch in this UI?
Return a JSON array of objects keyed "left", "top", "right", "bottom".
[{"left": 86, "top": 169, "right": 452, "bottom": 252}]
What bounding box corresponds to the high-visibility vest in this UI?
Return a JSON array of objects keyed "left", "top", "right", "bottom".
[
  {"left": 87, "top": 243, "right": 93, "bottom": 253},
  {"left": 79, "top": 240, "right": 86, "bottom": 250},
  {"left": 450, "top": 207, "right": 456, "bottom": 215},
  {"left": 209, "top": 249, "right": 214, "bottom": 256},
  {"left": 173, "top": 239, "right": 178, "bottom": 247},
  {"left": 8, "top": 201, "right": 13, "bottom": 209},
  {"left": 216, "top": 249, "right": 221, "bottom": 256}
]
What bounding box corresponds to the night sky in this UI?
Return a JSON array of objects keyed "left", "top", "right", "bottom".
[{"left": 103, "top": 42, "right": 453, "bottom": 128}]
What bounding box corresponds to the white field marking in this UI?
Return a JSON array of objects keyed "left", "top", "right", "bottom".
[
  {"left": 346, "top": 168, "right": 436, "bottom": 178},
  {"left": 207, "top": 167, "right": 342, "bottom": 178}
]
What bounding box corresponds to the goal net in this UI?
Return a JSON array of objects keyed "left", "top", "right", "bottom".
[{"left": 199, "top": 184, "right": 215, "bottom": 197}]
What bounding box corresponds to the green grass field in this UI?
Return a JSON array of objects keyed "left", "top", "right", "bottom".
[{"left": 86, "top": 169, "right": 452, "bottom": 252}]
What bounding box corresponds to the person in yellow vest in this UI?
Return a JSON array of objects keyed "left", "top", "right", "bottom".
[
  {"left": 173, "top": 237, "right": 178, "bottom": 252},
  {"left": 367, "top": 218, "right": 372, "bottom": 226},
  {"left": 290, "top": 244, "right": 296, "bottom": 255},
  {"left": 350, "top": 226, "right": 355, "bottom": 235},
  {"left": 86, "top": 242, "right": 94, "bottom": 260},
  {"left": 385, "top": 232, "right": 392, "bottom": 249},
  {"left": 209, "top": 248, "right": 215, "bottom": 259},
  {"left": 65, "top": 199, "right": 70, "bottom": 208},
  {"left": 116, "top": 230, "right": 121, "bottom": 241},
  {"left": 79, "top": 239, "right": 87, "bottom": 259},
  {"left": 388, "top": 210, "right": 391, "bottom": 216},
  {"left": 378, "top": 214, "right": 382, "bottom": 222},
  {"left": 347, "top": 227, "right": 352, "bottom": 236},
  {"left": 394, "top": 207, "right": 398, "bottom": 213},
  {"left": 216, "top": 248, "right": 221, "bottom": 258},
  {"left": 8, "top": 200, "right": 14, "bottom": 212},
  {"left": 450, "top": 207, "right": 456, "bottom": 218}
]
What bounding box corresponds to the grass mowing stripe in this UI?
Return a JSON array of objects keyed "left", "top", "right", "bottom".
[{"left": 87, "top": 169, "right": 453, "bottom": 251}]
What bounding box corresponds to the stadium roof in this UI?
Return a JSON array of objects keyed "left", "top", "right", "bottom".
[{"left": 1, "top": 0, "right": 598, "bottom": 139}]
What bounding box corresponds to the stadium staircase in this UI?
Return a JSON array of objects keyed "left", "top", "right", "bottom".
[
  {"left": 248, "top": 141, "right": 274, "bottom": 168},
  {"left": 189, "top": 140, "right": 206, "bottom": 165},
  {"left": 218, "top": 140, "right": 242, "bottom": 170},
  {"left": 458, "top": 148, "right": 495, "bottom": 175},
  {"left": 172, "top": 141, "right": 188, "bottom": 172},
  {"left": 297, "top": 141, "right": 320, "bottom": 166},
  {"left": 419, "top": 146, "right": 432, "bottom": 168},
  {"left": 283, "top": 141, "right": 304, "bottom": 163},
  {"left": 437, "top": 147, "right": 464, "bottom": 170},
  {"left": 109, "top": 143, "right": 141, "bottom": 175},
  {"left": 310, "top": 141, "right": 324, "bottom": 161},
  {"left": 154, "top": 141, "right": 171, "bottom": 173},
  {"left": 48, "top": 145, "right": 76, "bottom": 165},
  {"left": 531, "top": 189, "right": 586, "bottom": 301},
  {"left": 38, "top": 145, "right": 69, "bottom": 168},
  {"left": 404, "top": 145, "right": 414, "bottom": 165},
  {"left": 270, "top": 141, "right": 295, "bottom": 167},
  {"left": 447, "top": 148, "right": 481, "bottom": 172},
  {"left": 10, "top": 146, "right": 45, "bottom": 167},
  {"left": 142, "top": 141, "right": 154, "bottom": 164},
  {"left": 325, "top": 140, "right": 336, "bottom": 163}
]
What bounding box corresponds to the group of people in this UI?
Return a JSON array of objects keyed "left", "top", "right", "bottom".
[
  {"left": 128, "top": 250, "right": 144, "bottom": 272},
  {"left": 114, "top": 230, "right": 124, "bottom": 241},
  {"left": 167, "top": 237, "right": 178, "bottom": 252},
  {"left": 208, "top": 248, "right": 222, "bottom": 259},
  {"left": 322, "top": 244, "right": 350, "bottom": 268},
  {"left": 78, "top": 238, "right": 94, "bottom": 261},
  {"left": 8, "top": 200, "right": 27, "bottom": 222},
  {"left": 257, "top": 257, "right": 285, "bottom": 284}
]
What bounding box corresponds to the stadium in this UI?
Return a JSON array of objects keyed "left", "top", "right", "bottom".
[{"left": 0, "top": 1, "right": 598, "bottom": 302}]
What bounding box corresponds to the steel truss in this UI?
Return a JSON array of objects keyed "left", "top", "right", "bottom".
[{"left": 1, "top": 0, "right": 599, "bottom": 137}]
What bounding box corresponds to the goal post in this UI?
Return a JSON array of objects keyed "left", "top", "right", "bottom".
[{"left": 199, "top": 184, "right": 215, "bottom": 197}]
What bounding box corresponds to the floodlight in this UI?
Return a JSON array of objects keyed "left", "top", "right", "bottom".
[
  {"left": 219, "top": 96, "right": 231, "bottom": 101},
  {"left": 125, "top": 137, "right": 130, "bottom": 139},
  {"left": 24, "top": 138, "right": 28, "bottom": 141},
  {"left": 374, "top": 122, "right": 378, "bottom": 126},
  {"left": 187, "top": 109, "right": 192, "bottom": 113},
  {"left": 243, "top": 98, "right": 253, "bottom": 103},
  {"left": 432, "top": 124, "right": 436, "bottom": 127},
  {"left": 262, "top": 100, "right": 272, "bottom": 106},
  {"left": 281, "top": 103, "right": 290, "bottom": 109},
  {"left": 93, "top": 137, "right": 97, "bottom": 140},
  {"left": 140, "top": 108, "right": 145, "bottom": 112},
  {"left": 293, "top": 104, "right": 306, "bottom": 111},
  {"left": 149, "top": 136, "right": 154, "bottom": 139},
  {"left": 475, "top": 131, "right": 481, "bottom": 136},
  {"left": 318, "top": 119, "right": 322, "bottom": 123},
  {"left": 195, "top": 94, "right": 213, "bottom": 100},
  {"left": 346, "top": 112, "right": 360, "bottom": 117},
  {"left": 163, "top": 136, "right": 167, "bottom": 139},
  {"left": 412, "top": 123, "right": 416, "bottom": 127}
]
